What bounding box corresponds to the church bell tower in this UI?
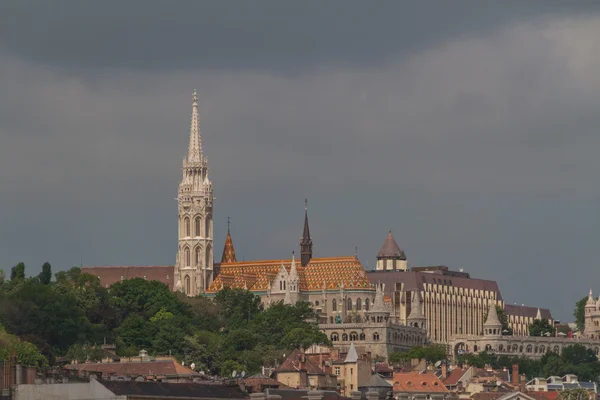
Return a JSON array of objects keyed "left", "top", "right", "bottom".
[{"left": 174, "top": 90, "right": 214, "bottom": 296}]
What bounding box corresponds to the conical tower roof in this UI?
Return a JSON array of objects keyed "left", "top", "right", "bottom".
[
  {"left": 377, "top": 231, "right": 406, "bottom": 260},
  {"left": 483, "top": 301, "right": 502, "bottom": 330},
  {"left": 407, "top": 291, "right": 426, "bottom": 321},
  {"left": 344, "top": 343, "right": 359, "bottom": 363},
  {"left": 221, "top": 217, "right": 237, "bottom": 263}
]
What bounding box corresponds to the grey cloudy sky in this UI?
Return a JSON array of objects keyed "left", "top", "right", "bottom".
[{"left": 1, "top": 1, "right": 600, "bottom": 320}]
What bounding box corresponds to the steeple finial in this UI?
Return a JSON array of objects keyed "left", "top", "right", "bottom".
[
  {"left": 227, "top": 216, "right": 231, "bottom": 233},
  {"left": 187, "top": 90, "right": 202, "bottom": 162}
]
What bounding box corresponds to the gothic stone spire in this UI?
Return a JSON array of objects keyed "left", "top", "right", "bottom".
[
  {"left": 187, "top": 90, "right": 203, "bottom": 162},
  {"left": 300, "top": 199, "right": 313, "bottom": 267}
]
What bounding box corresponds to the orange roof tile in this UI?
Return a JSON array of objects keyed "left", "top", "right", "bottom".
[
  {"left": 207, "top": 256, "right": 373, "bottom": 294},
  {"left": 393, "top": 372, "right": 449, "bottom": 393},
  {"left": 443, "top": 367, "right": 469, "bottom": 386}
]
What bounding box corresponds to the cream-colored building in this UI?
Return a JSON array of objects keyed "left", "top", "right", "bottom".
[
  {"left": 449, "top": 301, "right": 600, "bottom": 359},
  {"left": 367, "top": 232, "right": 552, "bottom": 344}
]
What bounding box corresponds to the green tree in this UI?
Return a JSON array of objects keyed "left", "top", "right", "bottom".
[
  {"left": 558, "top": 388, "right": 594, "bottom": 400},
  {"left": 10, "top": 263, "right": 25, "bottom": 281},
  {"left": 574, "top": 296, "right": 588, "bottom": 333},
  {"left": 561, "top": 344, "right": 597, "bottom": 365},
  {"left": 39, "top": 262, "right": 52, "bottom": 285},
  {"left": 182, "top": 330, "right": 222, "bottom": 373},
  {"left": 390, "top": 345, "right": 447, "bottom": 364},
  {"left": 214, "top": 287, "right": 263, "bottom": 331},
  {"left": 0, "top": 325, "right": 48, "bottom": 367},
  {"left": 529, "top": 319, "right": 556, "bottom": 337}
]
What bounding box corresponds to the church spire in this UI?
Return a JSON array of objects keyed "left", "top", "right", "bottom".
[
  {"left": 221, "top": 217, "right": 237, "bottom": 263},
  {"left": 187, "top": 90, "right": 202, "bottom": 163},
  {"left": 300, "top": 199, "right": 313, "bottom": 267}
]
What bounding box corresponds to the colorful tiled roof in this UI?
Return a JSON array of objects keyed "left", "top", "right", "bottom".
[{"left": 207, "top": 256, "right": 373, "bottom": 293}]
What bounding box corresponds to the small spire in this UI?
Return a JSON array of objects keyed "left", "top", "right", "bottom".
[
  {"left": 300, "top": 199, "right": 312, "bottom": 267},
  {"left": 220, "top": 218, "right": 237, "bottom": 264}
]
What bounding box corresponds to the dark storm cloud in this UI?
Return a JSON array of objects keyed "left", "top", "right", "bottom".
[
  {"left": 1, "top": 2, "right": 600, "bottom": 320},
  {"left": 1, "top": 1, "right": 598, "bottom": 73}
]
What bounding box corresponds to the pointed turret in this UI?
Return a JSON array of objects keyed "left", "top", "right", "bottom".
[
  {"left": 376, "top": 231, "right": 407, "bottom": 271},
  {"left": 535, "top": 308, "right": 542, "bottom": 320},
  {"left": 221, "top": 217, "right": 237, "bottom": 263},
  {"left": 300, "top": 199, "right": 313, "bottom": 267},
  {"left": 344, "top": 343, "right": 358, "bottom": 363},
  {"left": 587, "top": 288, "right": 595, "bottom": 305},
  {"left": 407, "top": 290, "right": 426, "bottom": 329},
  {"left": 483, "top": 301, "right": 502, "bottom": 336},
  {"left": 289, "top": 251, "right": 299, "bottom": 280},
  {"left": 187, "top": 90, "right": 203, "bottom": 162}
]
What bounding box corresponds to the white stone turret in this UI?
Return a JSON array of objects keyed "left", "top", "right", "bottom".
[
  {"left": 288, "top": 252, "right": 300, "bottom": 304},
  {"left": 175, "top": 90, "right": 214, "bottom": 296},
  {"left": 407, "top": 290, "right": 426, "bottom": 329},
  {"left": 483, "top": 301, "right": 502, "bottom": 336},
  {"left": 369, "top": 282, "right": 390, "bottom": 323}
]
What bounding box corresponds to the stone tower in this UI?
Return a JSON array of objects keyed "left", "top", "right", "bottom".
[
  {"left": 300, "top": 200, "right": 313, "bottom": 267},
  {"left": 174, "top": 90, "right": 214, "bottom": 296},
  {"left": 376, "top": 231, "right": 407, "bottom": 271}
]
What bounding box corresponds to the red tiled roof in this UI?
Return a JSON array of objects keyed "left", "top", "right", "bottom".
[
  {"left": 276, "top": 349, "right": 326, "bottom": 376},
  {"left": 528, "top": 392, "right": 561, "bottom": 400},
  {"left": 65, "top": 359, "right": 198, "bottom": 377},
  {"left": 393, "top": 372, "right": 448, "bottom": 393},
  {"left": 208, "top": 256, "right": 373, "bottom": 293},
  {"left": 82, "top": 266, "right": 175, "bottom": 290},
  {"left": 443, "top": 367, "right": 469, "bottom": 386}
]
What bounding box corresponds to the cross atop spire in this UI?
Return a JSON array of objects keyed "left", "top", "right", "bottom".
[
  {"left": 227, "top": 216, "right": 231, "bottom": 233},
  {"left": 187, "top": 90, "right": 203, "bottom": 163},
  {"left": 221, "top": 217, "right": 237, "bottom": 264}
]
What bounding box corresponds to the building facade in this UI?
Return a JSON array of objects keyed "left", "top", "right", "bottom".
[
  {"left": 449, "top": 301, "right": 600, "bottom": 360},
  {"left": 366, "top": 232, "right": 552, "bottom": 344}
]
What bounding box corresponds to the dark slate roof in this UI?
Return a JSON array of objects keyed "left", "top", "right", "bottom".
[
  {"left": 366, "top": 270, "right": 503, "bottom": 301},
  {"left": 377, "top": 231, "right": 406, "bottom": 260},
  {"left": 99, "top": 381, "right": 247, "bottom": 399},
  {"left": 359, "top": 373, "right": 392, "bottom": 388},
  {"left": 504, "top": 304, "right": 552, "bottom": 320},
  {"left": 265, "top": 388, "right": 348, "bottom": 400}
]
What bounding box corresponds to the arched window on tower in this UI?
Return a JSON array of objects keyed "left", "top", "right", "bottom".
[
  {"left": 332, "top": 299, "right": 337, "bottom": 311},
  {"left": 185, "top": 248, "right": 191, "bottom": 267},
  {"left": 356, "top": 298, "right": 362, "bottom": 311},
  {"left": 205, "top": 246, "right": 211, "bottom": 271},
  {"left": 195, "top": 216, "right": 201, "bottom": 237},
  {"left": 195, "top": 247, "right": 201, "bottom": 266},
  {"left": 185, "top": 275, "right": 191, "bottom": 295},
  {"left": 185, "top": 217, "right": 191, "bottom": 237},
  {"left": 347, "top": 298, "right": 353, "bottom": 311},
  {"left": 365, "top": 298, "right": 370, "bottom": 311}
]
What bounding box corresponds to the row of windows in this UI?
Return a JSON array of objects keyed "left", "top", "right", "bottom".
[
  {"left": 182, "top": 246, "right": 211, "bottom": 267},
  {"left": 331, "top": 298, "right": 371, "bottom": 312},
  {"left": 181, "top": 216, "right": 211, "bottom": 238},
  {"left": 330, "top": 332, "right": 372, "bottom": 341}
]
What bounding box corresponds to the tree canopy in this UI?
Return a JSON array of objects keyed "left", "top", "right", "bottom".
[
  {"left": 529, "top": 318, "right": 556, "bottom": 337},
  {"left": 574, "top": 296, "right": 587, "bottom": 333},
  {"left": 0, "top": 265, "right": 331, "bottom": 375}
]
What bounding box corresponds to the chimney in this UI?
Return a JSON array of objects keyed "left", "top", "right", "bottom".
[
  {"left": 519, "top": 374, "right": 526, "bottom": 393},
  {"left": 511, "top": 364, "right": 519, "bottom": 387},
  {"left": 441, "top": 362, "right": 448, "bottom": 380}
]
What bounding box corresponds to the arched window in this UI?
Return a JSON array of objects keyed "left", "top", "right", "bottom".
[
  {"left": 349, "top": 332, "right": 359, "bottom": 341},
  {"left": 342, "top": 333, "right": 348, "bottom": 341},
  {"left": 331, "top": 333, "right": 339, "bottom": 342},
  {"left": 359, "top": 333, "right": 365, "bottom": 341},
  {"left": 365, "top": 298, "right": 370, "bottom": 311},
  {"left": 185, "top": 247, "right": 191, "bottom": 266},
  {"left": 332, "top": 299, "right": 337, "bottom": 311},
  {"left": 526, "top": 345, "right": 533, "bottom": 353},
  {"left": 184, "top": 217, "right": 191, "bottom": 237},
  {"left": 373, "top": 332, "right": 380, "bottom": 341},
  {"left": 356, "top": 298, "right": 362, "bottom": 311},
  {"left": 347, "top": 298, "right": 353, "bottom": 311},
  {"left": 185, "top": 275, "right": 191, "bottom": 295},
  {"left": 195, "top": 216, "right": 201, "bottom": 236},
  {"left": 195, "top": 247, "right": 201, "bottom": 266},
  {"left": 205, "top": 245, "right": 211, "bottom": 272},
  {"left": 554, "top": 345, "right": 560, "bottom": 354}
]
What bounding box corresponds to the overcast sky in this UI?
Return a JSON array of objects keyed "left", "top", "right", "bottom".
[{"left": 1, "top": 1, "right": 600, "bottom": 320}]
